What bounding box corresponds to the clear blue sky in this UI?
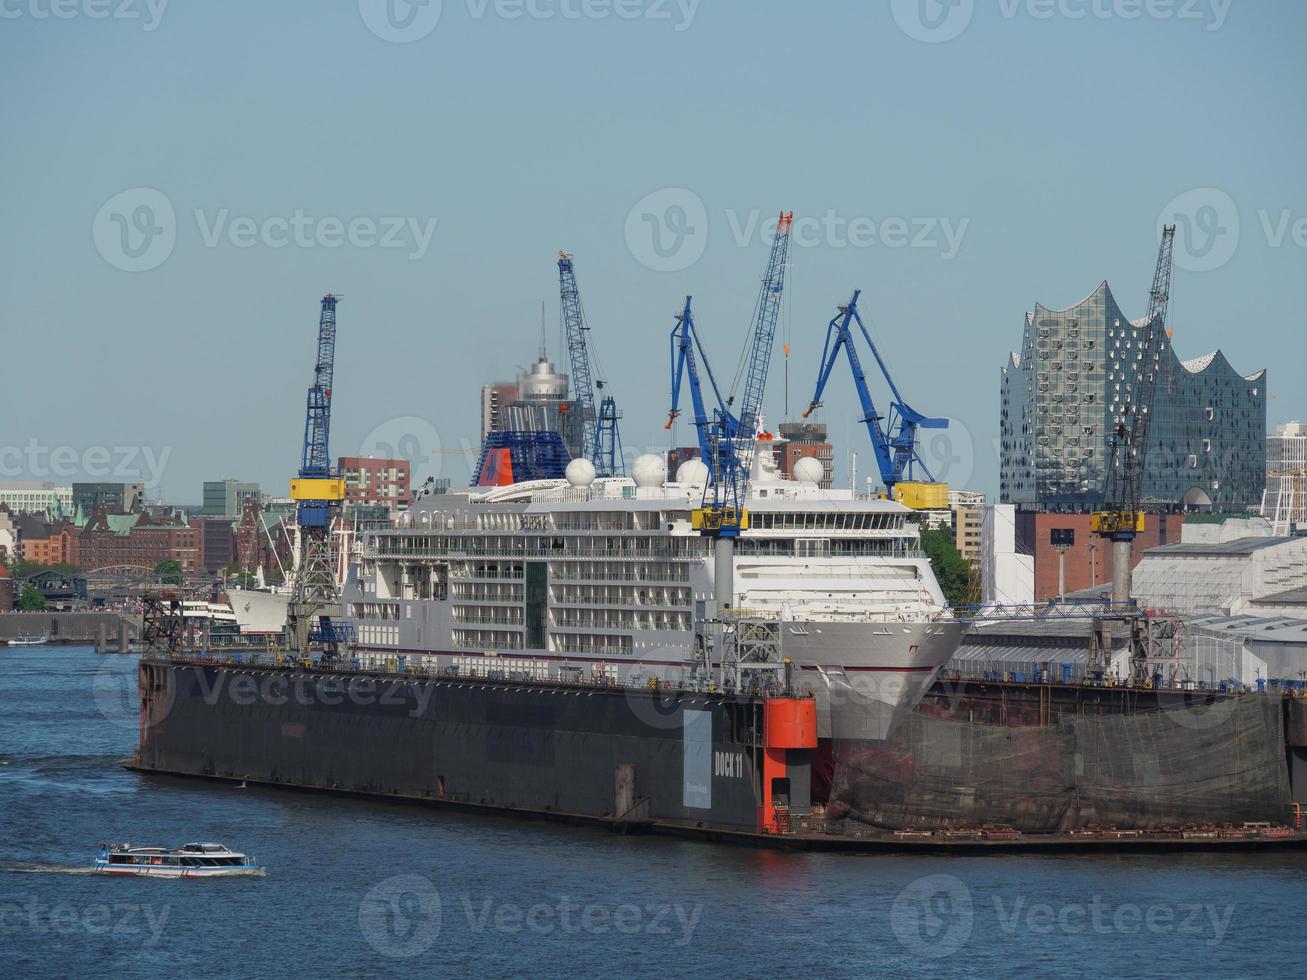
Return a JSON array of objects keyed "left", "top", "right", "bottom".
[{"left": 3, "top": 0, "right": 1303, "bottom": 501}]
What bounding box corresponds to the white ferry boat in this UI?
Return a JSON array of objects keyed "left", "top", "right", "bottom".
[
  {"left": 342, "top": 445, "right": 965, "bottom": 741},
  {"left": 7, "top": 634, "right": 49, "bottom": 647},
  {"left": 93, "top": 842, "right": 261, "bottom": 877}
]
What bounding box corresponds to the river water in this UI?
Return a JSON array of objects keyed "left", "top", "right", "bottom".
[{"left": 1, "top": 647, "right": 1304, "bottom": 978}]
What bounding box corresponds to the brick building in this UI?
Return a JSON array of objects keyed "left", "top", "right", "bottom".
[
  {"left": 1014, "top": 510, "right": 1186, "bottom": 602},
  {"left": 17, "top": 515, "right": 78, "bottom": 566},
  {"left": 774, "top": 422, "right": 834, "bottom": 490},
  {"left": 78, "top": 512, "right": 202, "bottom": 574},
  {"left": 338, "top": 457, "right": 411, "bottom": 509}
]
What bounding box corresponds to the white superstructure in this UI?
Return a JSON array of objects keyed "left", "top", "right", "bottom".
[{"left": 342, "top": 450, "right": 964, "bottom": 741}]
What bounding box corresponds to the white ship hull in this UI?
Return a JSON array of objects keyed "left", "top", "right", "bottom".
[
  {"left": 225, "top": 588, "right": 290, "bottom": 635},
  {"left": 342, "top": 463, "right": 966, "bottom": 742}
]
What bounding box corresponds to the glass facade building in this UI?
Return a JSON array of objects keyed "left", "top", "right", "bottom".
[{"left": 1000, "top": 282, "right": 1265, "bottom": 511}]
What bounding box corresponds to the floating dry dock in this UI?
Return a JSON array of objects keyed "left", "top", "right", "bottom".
[{"left": 130, "top": 654, "right": 1307, "bottom": 852}]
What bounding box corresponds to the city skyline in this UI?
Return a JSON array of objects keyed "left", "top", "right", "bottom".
[{"left": 3, "top": 3, "right": 1303, "bottom": 501}]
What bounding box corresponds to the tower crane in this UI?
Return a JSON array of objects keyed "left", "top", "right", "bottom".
[
  {"left": 1091, "top": 225, "right": 1176, "bottom": 605},
  {"left": 694, "top": 211, "right": 792, "bottom": 609},
  {"left": 558, "top": 251, "right": 624, "bottom": 476},
  {"left": 286, "top": 294, "right": 349, "bottom": 660},
  {"left": 803, "top": 291, "right": 949, "bottom": 506}
]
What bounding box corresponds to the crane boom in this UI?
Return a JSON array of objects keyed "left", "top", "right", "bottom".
[
  {"left": 1092, "top": 225, "right": 1176, "bottom": 605},
  {"left": 666, "top": 295, "right": 731, "bottom": 463},
  {"left": 698, "top": 212, "right": 792, "bottom": 535},
  {"left": 558, "top": 251, "right": 624, "bottom": 476},
  {"left": 290, "top": 294, "right": 345, "bottom": 528},
  {"left": 1099, "top": 225, "right": 1176, "bottom": 526},
  {"left": 804, "top": 290, "right": 948, "bottom": 499}
]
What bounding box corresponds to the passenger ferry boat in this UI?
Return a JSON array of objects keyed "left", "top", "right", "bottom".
[
  {"left": 93, "top": 842, "right": 261, "bottom": 877},
  {"left": 6, "top": 634, "right": 49, "bottom": 646},
  {"left": 342, "top": 444, "right": 965, "bottom": 741}
]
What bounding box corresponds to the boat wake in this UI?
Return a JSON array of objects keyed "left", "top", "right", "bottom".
[{"left": 0, "top": 862, "right": 96, "bottom": 875}]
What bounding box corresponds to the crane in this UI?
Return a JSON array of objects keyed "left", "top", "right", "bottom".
[
  {"left": 665, "top": 295, "right": 733, "bottom": 464},
  {"left": 1091, "top": 225, "right": 1176, "bottom": 605},
  {"left": 286, "top": 294, "right": 349, "bottom": 660},
  {"left": 803, "top": 290, "right": 949, "bottom": 505},
  {"left": 694, "top": 211, "right": 792, "bottom": 611},
  {"left": 558, "top": 251, "right": 624, "bottom": 476}
]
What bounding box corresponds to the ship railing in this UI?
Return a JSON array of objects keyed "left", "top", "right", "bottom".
[{"left": 151, "top": 649, "right": 816, "bottom": 701}]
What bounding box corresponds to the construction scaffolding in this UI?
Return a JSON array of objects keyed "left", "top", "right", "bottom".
[{"left": 829, "top": 694, "right": 1291, "bottom": 832}]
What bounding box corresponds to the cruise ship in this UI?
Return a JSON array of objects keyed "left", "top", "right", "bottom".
[{"left": 341, "top": 444, "right": 964, "bottom": 741}]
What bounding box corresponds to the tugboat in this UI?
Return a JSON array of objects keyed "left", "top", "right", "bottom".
[{"left": 93, "top": 842, "right": 261, "bottom": 877}]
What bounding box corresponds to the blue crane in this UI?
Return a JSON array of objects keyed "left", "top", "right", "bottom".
[
  {"left": 665, "top": 295, "right": 733, "bottom": 464},
  {"left": 291, "top": 294, "right": 343, "bottom": 529},
  {"left": 696, "top": 211, "right": 793, "bottom": 538},
  {"left": 558, "top": 251, "right": 624, "bottom": 476},
  {"left": 803, "top": 290, "right": 948, "bottom": 498},
  {"left": 287, "top": 294, "right": 349, "bottom": 658}
]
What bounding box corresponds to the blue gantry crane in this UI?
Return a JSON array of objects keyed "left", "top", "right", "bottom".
[
  {"left": 804, "top": 290, "right": 949, "bottom": 506},
  {"left": 558, "top": 251, "right": 624, "bottom": 476},
  {"left": 678, "top": 211, "right": 791, "bottom": 612},
  {"left": 286, "top": 293, "right": 350, "bottom": 659},
  {"left": 665, "top": 295, "right": 733, "bottom": 464}
]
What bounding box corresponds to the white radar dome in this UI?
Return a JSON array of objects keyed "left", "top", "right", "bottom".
[
  {"left": 565, "top": 458, "right": 597, "bottom": 487},
  {"left": 793, "top": 456, "right": 825, "bottom": 484},
  {"left": 675, "top": 459, "right": 710, "bottom": 485},
  {"left": 631, "top": 453, "right": 667, "bottom": 488}
]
